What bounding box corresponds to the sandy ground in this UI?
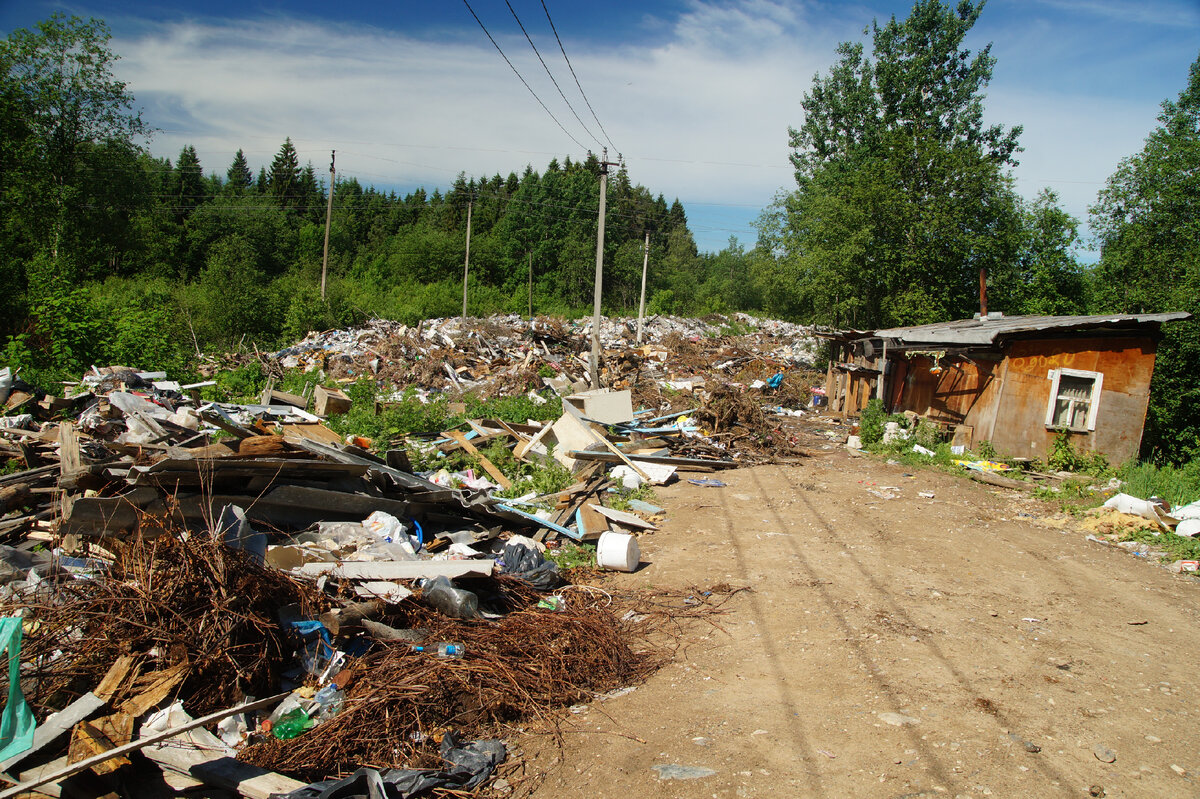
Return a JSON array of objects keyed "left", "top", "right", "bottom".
[{"left": 513, "top": 449, "right": 1200, "bottom": 799}]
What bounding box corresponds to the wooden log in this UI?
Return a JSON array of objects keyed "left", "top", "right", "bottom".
[
  {"left": 0, "top": 483, "right": 33, "bottom": 514},
  {"left": 319, "top": 599, "right": 384, "bottom": 636},
  {"left": 967, "top": 471, "right": 1029, "bottom": 491}
]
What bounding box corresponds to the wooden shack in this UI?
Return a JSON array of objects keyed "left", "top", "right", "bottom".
[{"left": 820, "top": 312, "right": 1190, "bottom": 463}]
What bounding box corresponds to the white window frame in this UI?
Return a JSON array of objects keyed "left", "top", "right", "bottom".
[{"left": 1044, "top": 368, "right": 1103, "bottom": 432}]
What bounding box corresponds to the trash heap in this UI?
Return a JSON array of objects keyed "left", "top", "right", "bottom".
[
  {"left": 0, "top": 355, "right": 749, "bottom": 796},
  {"left": 259, "top": 312, "right": 825, "bottom": 464}
]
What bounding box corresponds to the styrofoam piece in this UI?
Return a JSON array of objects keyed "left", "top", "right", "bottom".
[
  {"left": 1173, "top": 499, "right": 1200, "bottom": 521},
  {"left": 1176, "top": 518, "right": 1200, "bottom": 538},
  {"left": 590, "top": 504, "right": 657, "bottom": 530},
  {"left": 597, "top": 531, "right": 640, "bottom": 572},
  {"left": 1102, "top": 493, "right": 1179, "bottom": 530}
]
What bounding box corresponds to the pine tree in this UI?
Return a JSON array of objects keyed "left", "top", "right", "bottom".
[
  {"left": 269, "top": 137, "right": 301, "bottom": 210},
  {"left": 174, "top": 145, "right": 204, "bottom": 221},
  {"left": 226, "top": 149, "right": 253, "bottom": 193}
]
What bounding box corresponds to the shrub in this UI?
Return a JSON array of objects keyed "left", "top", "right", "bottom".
[{"left": 859, "top": 399, "right": 887, "bottom": 446}]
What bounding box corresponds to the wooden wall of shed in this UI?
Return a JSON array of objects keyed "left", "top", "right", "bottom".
[
  {"left": 892, "top": 355, "right": 1001, "bottom": 436},
  {"left": 988, "top": 336, "right": 1157, "bottom": 463}
]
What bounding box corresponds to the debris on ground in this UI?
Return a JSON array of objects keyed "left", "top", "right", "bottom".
[{"left": 0, "top": 317, "right": 780, "bottom": 795}]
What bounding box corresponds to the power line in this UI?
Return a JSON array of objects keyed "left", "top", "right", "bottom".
[
  {"left": 461, "top": 0, "right": 587, "bottom": 152},
  {"left": 503, "top": 0, "right": 602, "bottom": 150},
  {"left": 541, "top": 0, "right": 617, "bottom": 154}
]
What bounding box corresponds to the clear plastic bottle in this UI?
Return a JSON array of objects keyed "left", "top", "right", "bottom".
[
  {"left": 312, "top": 684, "right": 344, "bottom": 720},
  {"left": 418, "top": 576, "right": 479, "bottom": 619},
  {"left": 410, "top": 641, "right": 466, "bottom": 659}
]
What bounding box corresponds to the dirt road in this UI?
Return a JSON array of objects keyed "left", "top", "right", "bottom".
[{"left": 517, "top": 451, "right": 1200, "bottom": 798}]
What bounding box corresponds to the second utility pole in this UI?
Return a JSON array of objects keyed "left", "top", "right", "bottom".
[
  {"left": 636, "top": 230, "right": 649, "bottom": 344},
  {"left": 590, "top": 149, "right": 619, "bottom": 388},
  {"left": 461, "top": 199, "right": 472, "bottom": 321},
  {"left": 320, "top": 150, "right": 335, "bottom": 299}
]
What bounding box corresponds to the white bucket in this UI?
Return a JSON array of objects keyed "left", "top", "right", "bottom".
[{"left": 597, "top": 531, "right": 640, "bottom": 572}]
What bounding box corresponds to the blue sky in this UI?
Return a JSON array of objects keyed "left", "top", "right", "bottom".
[{"left": 2, "top": 0, "right": 1197, "bottom": 256}]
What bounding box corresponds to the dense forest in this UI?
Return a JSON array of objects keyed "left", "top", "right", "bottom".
[{"left": 0, "top": 8, "right": 1197, "bottom": 463}]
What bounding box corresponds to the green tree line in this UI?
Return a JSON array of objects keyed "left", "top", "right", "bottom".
[
  {"left": 0, "top": 16, "right": 759, "bottom": 380},
  {"left": 2, "top": 10, "right": 1198, "bottom": 463}
]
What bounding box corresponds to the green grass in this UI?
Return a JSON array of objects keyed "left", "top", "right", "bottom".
[
  {"left": 608, "top": 483, "right": 660, "bottom": 511},
  {"left": 325, "top": 383, "right": 562, "bottom": 451},
  {"left": 1119, "top": 528, "right": 1200, "bottom": 562},
  {"left": 1116, "top": 460, "right": 1200, "bottom": 508},
  {"left": 546, "top": 540, "right": 596, "bottom": 570}
]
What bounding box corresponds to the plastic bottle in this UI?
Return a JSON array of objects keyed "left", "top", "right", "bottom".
[
  {"left": 271, "top": 707, "right": 314, "bottom": 740},
  {"left": 312, "top": 684, "right": 344, "bottom": 720},
  {"left": 418, "top": 576, "right": 479, "bottom": 619},
  {"left": 410, "top": 641, "right": 466, "bottom": 659}
]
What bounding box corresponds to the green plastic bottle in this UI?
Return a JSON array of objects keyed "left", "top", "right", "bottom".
[{"left": 271, "top": 707, "right": 314, "bottom": 740}]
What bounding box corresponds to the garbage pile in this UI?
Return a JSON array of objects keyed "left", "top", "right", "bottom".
[
  {"left": 257, "top": 313, "right": 825, "bottom": 464},
  {"left": 0, "top": 359, "right": 747, "bottom": 796}
]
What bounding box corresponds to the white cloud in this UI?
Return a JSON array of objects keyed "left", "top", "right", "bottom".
[
  {"left": 108, "top": 1, "right": 1186, "bottom": 252},
  {"left": 1030, "top": 0, "right": 1200, "bottom": 28}
]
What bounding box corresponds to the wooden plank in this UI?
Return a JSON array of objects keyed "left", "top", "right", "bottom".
[
  {"left": 145, "top": 747, "right": 304, "bottom": 799},
  {"left": 513, "top": 422, "right": 553, "bottom": 461},
  {"left": 298, "top": 560, "right": 494, "bottom": 580},
  {"left": 171, "top": 486, "right": 413, "bottom": 529},
  {"left": 198, "top": 410, "right": 255, "bottom": 440},
  {"left": 575, "top": 503, "right": 610, "bottom": 540},
  {"left": 559, "top": 402, "right": 650, "bottom": 481},
  {"left": 57, "top": 487, "right": 159, "bottom": 536},
  {"left": 67, "top": 715, "right": 133, "bottom": 774},
  {"left": 445, "top": 431, "right": 512, "bottom": 489},
  {"left": 967, "top": 471, "right": 1029, "bottom": 491},
  {"left": 569, "top": 450, "right": 737, "bottom": 469},
  {"left": 118, "top": 665, "right": 187, "bottom": 718},
  {"left": 494, "top": 502, "right": 581, "bottom": 541},
  {"left": 93, "top": 656, "right": 136, "bottom": 702},
  {"left": 0, "top": 695, "right": 289, "bottom": 799},
  {"left": 280, "top": 423, "right": 343, "bottom": 446},
  {"left": 260, "top": 388, "right": 307, "bottom": 410}
]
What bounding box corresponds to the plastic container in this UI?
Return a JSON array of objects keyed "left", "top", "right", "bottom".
[
  {"left": 312, "top": 684, "right": 344, "bottom": 720},
  {"left": 597, "top": 531, "right": 640, "bottom": 572},
  {"left": 271, "top": 707, "right": 314, "bottom": 739},
  {"left": 419, "top": 576, "right": 479, "bottom": 619},
  {"left": 410, "top": 641, "right": 466, "bottom": 659}
]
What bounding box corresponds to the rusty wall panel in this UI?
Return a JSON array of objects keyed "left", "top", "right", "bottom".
[
  {"left": 894, "top": 355, "right": 997, "bottom": 426},
  {"left": 988, "top": 336, "right": 1157, "bottom": 463}
]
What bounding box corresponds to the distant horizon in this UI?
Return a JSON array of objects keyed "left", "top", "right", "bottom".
[{"left": 4, "top": 0, "right": 1196, "bottom": 257}]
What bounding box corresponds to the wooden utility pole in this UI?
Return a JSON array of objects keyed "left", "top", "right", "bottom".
[
  {"left": 636, "top": 230, "right": 650, "bottom": 344},
  {"left": 320, "top": 150, "right": 335, "bottom": 299},
  {"left": 461, "top": 199, "right": 473, "bottom": 321},
  {"left": 979, "top": 266, "right": 988, "bottom": 320},
  {"left": 590, "top": 149, "right": 619, "bottom": 388},
  {"left": 528, "top": 250, "right": 533, "bottom": 319}
]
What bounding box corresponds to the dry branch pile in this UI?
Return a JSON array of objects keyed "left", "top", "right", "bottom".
[
  {"left": 239, "top": 593, "right": 660, "bottom": 781},
  {"left": 10, "top": 527, "right": 327, "bottom": 718}
]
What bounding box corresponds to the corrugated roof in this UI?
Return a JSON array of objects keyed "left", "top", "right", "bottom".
[{"left": 873, "top": 312, "right": 1191, "bottom": 346}]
